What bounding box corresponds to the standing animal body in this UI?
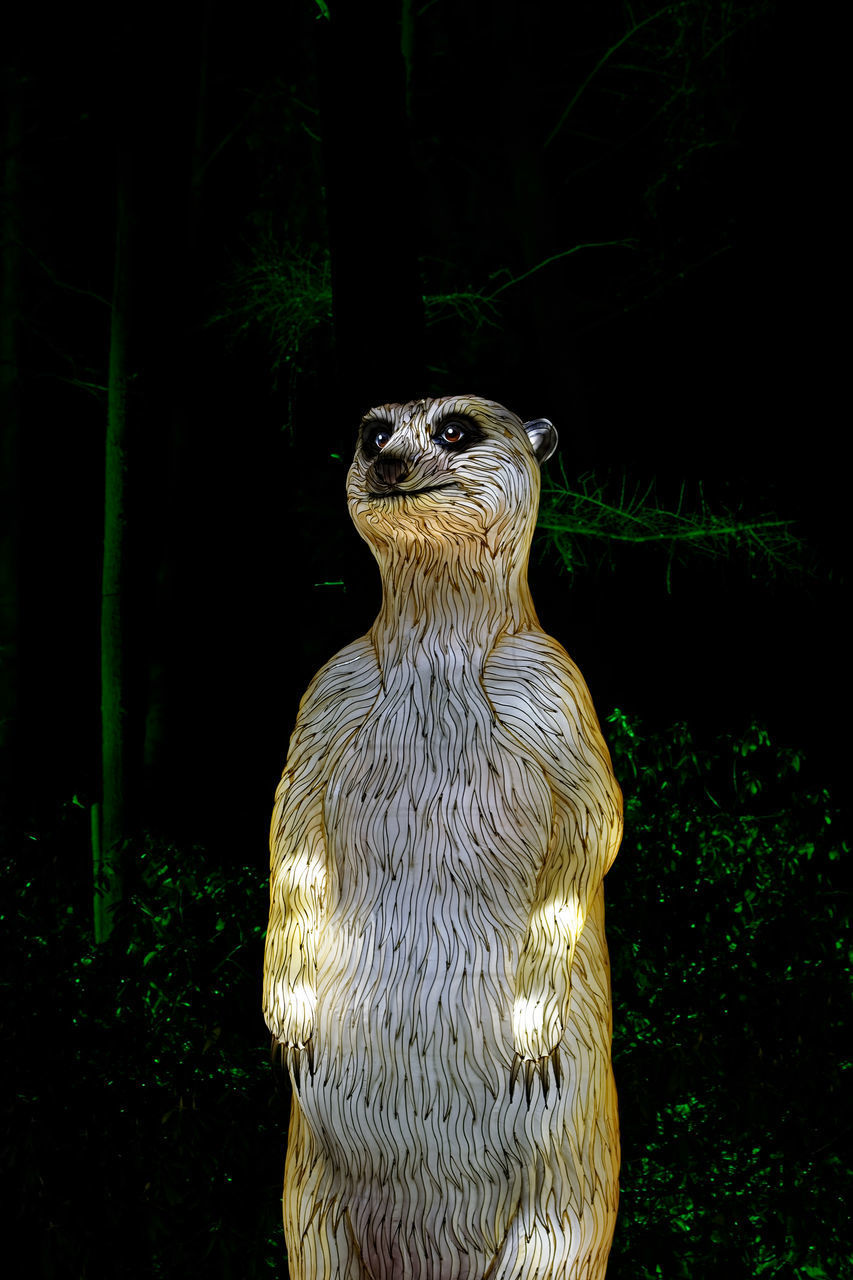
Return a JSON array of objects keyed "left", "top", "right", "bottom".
[{"left": 263, "top": 396, "right": 623, "bottom": 1279}]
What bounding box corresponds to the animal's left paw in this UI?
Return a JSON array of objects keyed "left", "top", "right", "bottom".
[
  {"left": 511, "top": 995, "right": 563, "bottom": 1105},
  {"left": 271, "top": 1036, "right": 315, "bottom": 1092},
  {"left": 509, "top": 1045, "right": 562, "bottom": 1106}
]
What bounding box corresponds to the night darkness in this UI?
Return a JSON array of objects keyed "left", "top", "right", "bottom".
[{"left": 2, "top": 3, "right": 849, "bottom": 1278}]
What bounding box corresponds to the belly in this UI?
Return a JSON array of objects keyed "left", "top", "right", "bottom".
[
  {"left": 316, "top": 696, "right": 552, "bottom": 1029},
  {"left": 294, "top": 696, "right": 553, "bottom": 1251}
]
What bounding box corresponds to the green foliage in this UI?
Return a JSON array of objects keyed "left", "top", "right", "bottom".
[
  {"left": 2, "top": 830, "right": 287, "bottom": 1278},
  {"left": 605, "top": 712, "right": 851, "bottom": 1279},
  {"left": 537, "top": 461, "right": 808, "bottom": 586},
  {"left": 2, "top": 717, "right": 848, "bottom": 1277},
  {"left": 210, "top": 233, "right": 333, "bottom": 381}
]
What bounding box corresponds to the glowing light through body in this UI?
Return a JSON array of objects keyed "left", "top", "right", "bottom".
[{"left": 263, "top": 396, "right": 623, "bottom": 1278}]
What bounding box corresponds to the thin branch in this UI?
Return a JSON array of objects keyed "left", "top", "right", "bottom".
[
  {"left": 423, "top": 241, "right": 636, "bottom": 330},
  {"left": 536, "top": 463, "right": 808, "bottom": 585},
  {"left": 545, "top": 2, "right": 686, "bottom": 148},
  {"left": 22, "top": 243, "right": 110, "bottom": 307},
  {"left": 486, "top": 241, "right": 637, "bottom": 299},
  {"left": 538, "top": 510, "right": 795, "bottom": 544},
  {"left": 702, "top": 7, "right": 767, "bottom": 61},
  {"left": 195, "top": 102, "right": 258, "bottom": 184},
  {"left": 57, "top": 376, "right": 109, "bottom": 398}
]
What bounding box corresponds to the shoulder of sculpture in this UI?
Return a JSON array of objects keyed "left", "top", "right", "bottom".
[
  {"left": 286, "top": 633, "right": 379, "bottom": 749},
  {"left": 485, "top": 628, "right": 593, "bottom": 711},
  {"left": 274, "top": 636, "right": 380, "bottom": 793},
  {"left": 298, "top": 633, "right": 378, "bottom": 705},
  {"left": 485, "top": 628, "right": 617, "bottom": 787}
]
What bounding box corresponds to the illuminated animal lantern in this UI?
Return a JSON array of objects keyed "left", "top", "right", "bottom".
[{"left": 263, "top": 396, "right": 623, "bottom": 1279}]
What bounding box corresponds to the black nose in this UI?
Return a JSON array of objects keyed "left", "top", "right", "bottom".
[{"left": 373, "top": 456, "right": 410, "bottom": 487}]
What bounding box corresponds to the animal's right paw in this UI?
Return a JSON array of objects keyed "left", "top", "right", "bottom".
[
  {"left": 265, "top": 982, "right": 315, "bottom": 1050},
  {"left": 509, "top": 1046, "right": 562, "bottom": 1107},
  {"left": 271, "top": 1035, "right": 315, "bottom": 1091}
]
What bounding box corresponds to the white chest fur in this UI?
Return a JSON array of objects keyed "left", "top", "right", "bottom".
[
  {"left": 302, "top": 652, "right": 552, "bottom": 1236},
  {"left": 320, "top": 652, "right": 551, "bottom": 1048}
]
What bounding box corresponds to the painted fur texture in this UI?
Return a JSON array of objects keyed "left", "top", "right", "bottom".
[{"left": 263, "top": 396, "right": 623, "bottom": 1279}]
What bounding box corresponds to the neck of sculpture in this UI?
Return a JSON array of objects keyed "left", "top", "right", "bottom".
[{"left": 371, "top": 533, "right": 538, "bottom": 674}]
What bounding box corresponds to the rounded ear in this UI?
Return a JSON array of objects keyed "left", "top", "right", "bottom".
[{"left": 523, "top": 418, "right": 558, "bottom": 464}]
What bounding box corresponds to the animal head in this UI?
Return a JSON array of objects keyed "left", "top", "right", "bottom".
[{"left": 347, "top": 395, "right": 557, "bottom": 562}]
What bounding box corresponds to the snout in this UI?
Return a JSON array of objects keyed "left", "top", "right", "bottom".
[{"left": 369, "top": 455, "right": 411, "bottom": 491}]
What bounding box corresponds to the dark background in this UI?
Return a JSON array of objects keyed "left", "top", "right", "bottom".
[{"left": 2, "top": 2, "right": 849, "bottom": 1277}]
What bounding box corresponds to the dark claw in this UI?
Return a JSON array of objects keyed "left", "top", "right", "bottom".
[
  {"left": 539, "top": 1056, "right": 550, "bottom": 1105},
  {"left": 271, "top": 1037, "right": 290, "bottom": 1080},
  {"left": 524, "top": 1060, "right": 535, "bottom": 1107},
  {"left": 510, "top": 1053, "right": 522, "bottom": 1101},
  {"left": 510, "top": 1049, "right": 561, "bottom": 1107},
  {"left": 271, "top": 1038, "right": 316, "bottom": 1092}
]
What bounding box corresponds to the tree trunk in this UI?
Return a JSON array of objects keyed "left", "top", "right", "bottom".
[
  {"left": 0, "top": 68, "right": 22, "bottom": 840},
  {"left": 95, "top": 156, "right": 134, "bottom": 942}
]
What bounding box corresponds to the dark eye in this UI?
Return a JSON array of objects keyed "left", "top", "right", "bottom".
[
  {"left": 368, "top": 426, "right": 393, "bottom": 451},
  {"left": 436, "top": 420, "right": 467, "bottom": 447}
]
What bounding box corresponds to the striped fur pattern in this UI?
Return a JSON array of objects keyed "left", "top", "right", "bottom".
[{"left": 263, "top": 396, "right": 623, "bottom": 1278}]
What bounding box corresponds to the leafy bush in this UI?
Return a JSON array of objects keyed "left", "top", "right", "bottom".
[
  {"left": 2, "top": 829, "right": 288, "bottom": 1278},
  {"left": 605, "top": 713, "right": 850, "bottom": 1280}
]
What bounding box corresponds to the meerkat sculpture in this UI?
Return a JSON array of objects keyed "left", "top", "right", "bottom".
[{"left": 263, "top": 395, "right": 623, "bottom": 1280}]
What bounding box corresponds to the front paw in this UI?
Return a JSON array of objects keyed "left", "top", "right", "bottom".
[
  {"left": 271, "top": 1035, "right": 315, "bottom": 1091},
  {"left": 265, "top": 983, "right": 315, "bottom": 1050},
  {"left": 511, "top": 996, "right": 563, "bottom": 1105},
  {"left": 510, "top": 1045, "right": 562, "bottom": 1106},
  {"left": 267, "top": 988, "right": 316, "bottom": 1090}
]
